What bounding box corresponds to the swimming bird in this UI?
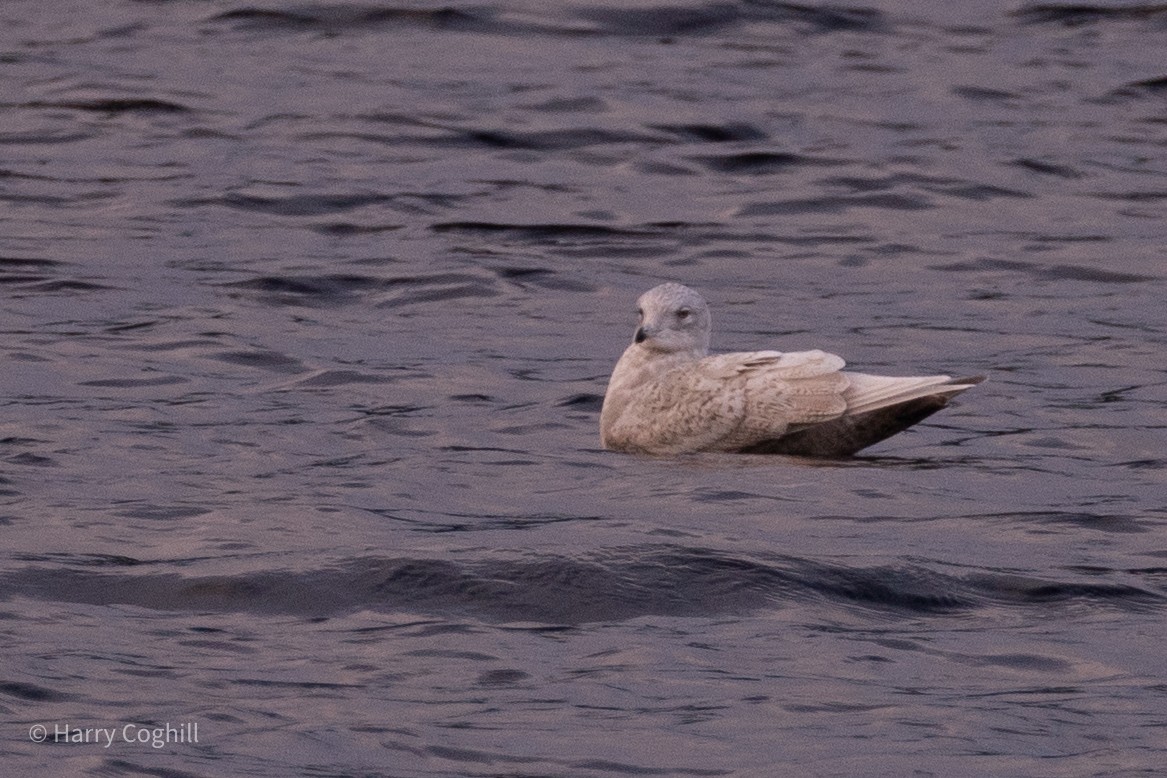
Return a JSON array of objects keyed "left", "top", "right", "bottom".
[{"left": 600, "top": 283, "right": 982, "bottom": 457}]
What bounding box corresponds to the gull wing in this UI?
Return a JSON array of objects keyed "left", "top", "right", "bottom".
[
  {"left": 742, "top": 373, "right": 985, "bottom": 456},
  {"left": 698, "top": 349, "right": 851, "bottom": 450}
]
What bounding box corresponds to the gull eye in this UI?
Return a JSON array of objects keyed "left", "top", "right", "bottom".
[{"left": 677, "top": 307, "right": 691, "bottom": 320}]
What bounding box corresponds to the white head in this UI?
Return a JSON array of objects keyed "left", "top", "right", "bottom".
[{"left": 631, "top": 282, "right": 711, "bottom": 356}]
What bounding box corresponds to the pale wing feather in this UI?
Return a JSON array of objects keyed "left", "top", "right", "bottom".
[
  {"left": 842, "top": 373, "right": 978, "bottom": 416},
  {"left": 695, "top": 350, "right": 850, "bottom": 450},
  {"left": 699, "top": 349, "right": 844, "bottom": 380}
]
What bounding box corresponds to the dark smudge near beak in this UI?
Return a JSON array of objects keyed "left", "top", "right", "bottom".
[{"left": 634, "top": 327, "right": 647, "bottom": 343}]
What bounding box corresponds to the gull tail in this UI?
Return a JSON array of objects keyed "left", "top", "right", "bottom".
[
  {"left": 741, "top": 374, "right": 984, "bottom": 457},
  {"left": 842, "top": 373, "right": 984, "bottom": 416}
]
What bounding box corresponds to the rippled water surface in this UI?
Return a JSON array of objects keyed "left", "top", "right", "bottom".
[{"left": 3, "top": 1, "right": 1166, "bottom": 775}]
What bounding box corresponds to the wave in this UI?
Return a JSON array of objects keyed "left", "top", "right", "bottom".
[{"left": 5, "top": 546, "right": 1162, "bottom": 624}]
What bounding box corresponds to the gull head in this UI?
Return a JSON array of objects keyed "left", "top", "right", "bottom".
[{"left": 632, "top": 282, "right": 711, "bottom": 356}]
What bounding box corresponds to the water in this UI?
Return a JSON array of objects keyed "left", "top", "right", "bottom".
[{"left": 2, "top": 1, "right": 1165, "bottom": 775}]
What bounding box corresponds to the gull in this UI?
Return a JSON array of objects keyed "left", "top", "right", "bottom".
[{"left": 600, "top": 283, "right": 982, "bottom": 457}]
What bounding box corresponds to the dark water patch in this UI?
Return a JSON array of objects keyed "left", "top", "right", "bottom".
[
  {"left": 742, "top": 2, "right": 885, "bottom": 33},
  {"left": 210, "top": 2, "right": 882, "bottom": 40},
  {"left": 650, "top": 122, "right": 768, "bottom": 143},
  {"left": 180, "top": 637, "right": 260, "bottom": 654},
  {"left": 310, "top": 221, "right": 404, "bottom": 236},
  {"left": 1, "top": 437, "right": 45, "bottom": 446},
  {"left": 0, "top": 680, "right": 73, "bottom": 702},
  {"left": 1092, "top": 189, "right": 1167, "bottom": 203},
  {"left": 932, "top": 183, "right": 1030, "bottom": 201},
  {"left": 357, "top": 404, "right": 431, "bottom": 418},
  {"left": 224, "top": 271, "right": 497, "bottom": 309},
  {"left": 406, "top": 648, "right": 500, "bottom": 660},
  {"left": 821, "top": 173, "right": 927, "bottom": 192},
  {"left": 558, "top": 393, "right": 605, "bottom": 411},
  {"left": 1113, "top": 458, "right": 1167, "bottom": 469},
  {"left": 4, "top": 451, "right": 58, "bottom": 467},
  {"left": 361, "top": 407, "right": 436, "bottom": 439},
  {"left": 570, "top": 759, "right": 729, "bottom": 777},
  {"left": 22, "top": 98, "right": 192, "bottom": 115},
  {"left": 98, "top": 760, "right": 222, "bottom": 778},
  {"left": 1010, "top": 158, "right": 1086, "bottom": 179},
  {"left": 784, "top": 699, "right": 887, "bottom": 714},
  {"left": 476, "top": 668, "right": 531, "bottom": 687},
  {"left": 807, "top": 565, "right": 971, "bottom": 612},
  {"left": 973, "top": 573, "right": 1164, "bottom": 608},
  {"left": 78, "top": 375, "right": 188, "bottom": 389},
  {"left": 1096, "top": 384, "right": 1140, "bottom": 402},
  {"left": 692, "top": 151, "right": 836, "bottom": 174},
  {"left": 693, "top": 488, "right": 770, "bottom": 503},
  {"left": 448, "top": 393, "right": 494, "bottom": 403},
  {"left": 504, "top": 225, "right": 881, "bottom": 258},
  {"left": 437, "top": 219, "right": 736, "bottom": 249},
  {"left": 969, "top": 653, "right": 1074, "bottom": 672},
  {"left": 859, "top": 637, "right": 1077, "bottom": 674},
  {"left": 2, "top": 436, "right": 58, "bottom": 469},
  {"left": 576, "top": 5, "right": 742, "bottom": 37},
  {"left": 931, "top": 257, "right": 1155, "bottom": 283},
  {"left": 103, "top": 319, "right": 161, "bottom": 334},
  {"left": 0, "top": 191, "right": 101, "bottom": 207},
  {"left": 223, "top": 273, "right": 395, "bottom": 306},
  {"left": 432, "top": 221, "right": 661, "bottom": 241},
  {"left": 209, "top": 5, "right": 490, "bottom": 34},
  {"left": 418, "top": 743, "right": 547, "bottom": 768},
  {"left": 1013, "top": 4, "right": 1167, "bottom": 27},
  {"left": 1108, "top": 75, "right": 1167, "bottom": 100},
  {"left": 234, "top": 678, "right": 361, "bottom": 691},
  {"left": 952, "top": 85, "right": 1022, "bottom": 104},
  {"left": 821, "top": 172, "right": 1026, "bottom": 200},
  {"left": 0, "top": 258, "right": 103, "bottom": 295},
  {"left": 179, "top": 191, "right": 397, "bottom": 217},
  {"left": 988, "top": 510, "right": 1152, "bottom": 534},
  {"left": 211, "top": 349, "right": 305, "bottom": 373},
  {"left": 635, "top": 159, "right": 697, "bottom": 176},
  {"left": 0, "top": 256, "right": 62, "bottom": 270},
  {"left": 1021, "top": 233, "right": 1112, "bottom": 244},
  {"left": 208, "top": 8, "right": 321, "bottom": 29},
  {"left": 384, "top": 506, "right": 600, "bottom": 532},
  {"left": 579, "top": 2, "right": 884, "bottom": 37},
  {"left": 118, "top": 505, "right": 212, "bottom": 522},
  {"left": 436, "top": 445, "right": 529, "bottom": 456},
  {"left": 526, "top": 96, "right": 607, "bottom": 113},
  {"left": 448, "top": 126, "right": 661, "bottom": 151},
  {"left": 13, "top": 552, "right": 145, "bottom": 567},
  {"left": 16, "top": 279, "right": 114, "bottom": 294}
]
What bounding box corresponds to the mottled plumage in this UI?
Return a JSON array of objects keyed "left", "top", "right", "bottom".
[{"left": 600, "top": 283, "right": 982, "bottom": 457}]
